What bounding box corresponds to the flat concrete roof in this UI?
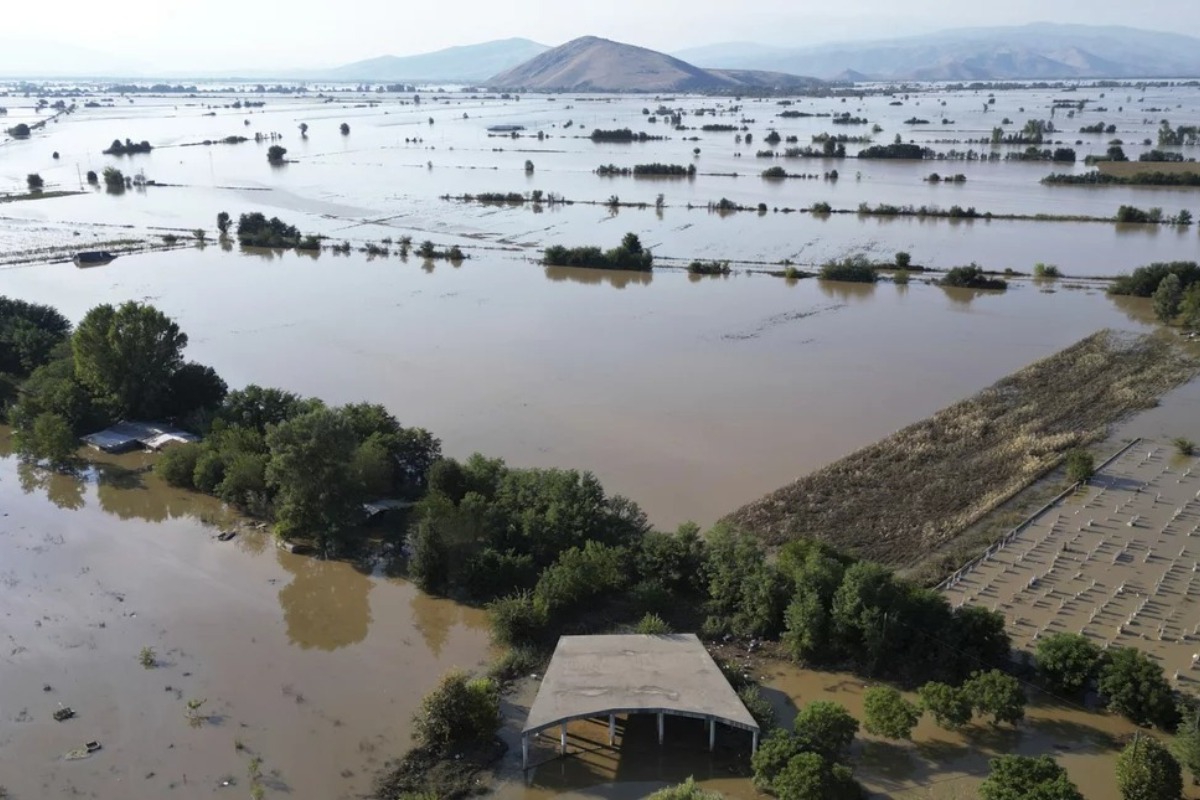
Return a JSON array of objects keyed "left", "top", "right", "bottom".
[{"left": 523, "top": 633, "right": 759, "bottom": 735}]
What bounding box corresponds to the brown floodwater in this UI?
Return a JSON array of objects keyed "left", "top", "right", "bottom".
[
  {"left": 492, "top": 660, "right": 1190, "bottom": 800},
  {"left": 0, "top": 432, "right": 490, "bottom": 800},
  {"left": 0, "top": 245, "right": 1184, "bottom": 530}
]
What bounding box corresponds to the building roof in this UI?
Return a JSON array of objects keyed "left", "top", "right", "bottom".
[
  {"left": 82, "top": 421, "right": 199, "bottom": 453},
  {"left": 522, "top": 633, "right": 760, "bottom": 735}
]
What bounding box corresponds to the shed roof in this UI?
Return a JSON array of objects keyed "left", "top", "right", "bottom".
[{"left": 522, "top": 633, "right": 759, "bottom": 735}]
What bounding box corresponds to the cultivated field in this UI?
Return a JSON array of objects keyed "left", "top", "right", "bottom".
[
  {"left": 725, "top": 331, "right": 1199, "bottom": 567},
  {"left": 943, "top": 441, "right": 1200, "bottom": 680},
  {"left": 1098, "top": 160, "right": 1200, "bottom": 177}
]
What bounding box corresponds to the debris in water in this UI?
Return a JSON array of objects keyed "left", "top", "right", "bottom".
[{"left": 52, "top": 706, "right": 75, "bottom": 722}]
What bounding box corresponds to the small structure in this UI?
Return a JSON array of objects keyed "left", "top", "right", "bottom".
[
  {"left": 521, "top": 633, "right": 760, "bottom": 769},
  {"left": 73, "top": 251, "right": 118, "bottom": 267},
  {"left": 82, "top": 421, "right": 199, "bottom": 454}
]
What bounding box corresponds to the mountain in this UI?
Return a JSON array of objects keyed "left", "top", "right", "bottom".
[
  {"left": 487, "top": 36, "right": 821, "bottom": 92},
  {"left": 673, "top": 24, "right": 1200, "bottom": 81},
  {"left": 325, "top": 38, "right": 549, "bottom": 83},
  {"left": 0, "top": 38, "right": 149, "bottom": 78}
]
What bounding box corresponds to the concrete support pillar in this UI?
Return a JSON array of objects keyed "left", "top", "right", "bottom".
[
  {"left": 752, "top": 730, "right": 759, "bottom": 755},
  {"left": 657, "top": 712, "right": 664, "bottom": 745},
  {"left": 560, "top": 723, "right": 567, "bottom": 755},
  {"left": 609, "top": 714, "right": 616, "bottom": 746},
  {"left": 708, "top": 718, "right": 716, "bottom": 752},
  {"left": 522, "top": 734, "right": 529, "bottom": 769}
]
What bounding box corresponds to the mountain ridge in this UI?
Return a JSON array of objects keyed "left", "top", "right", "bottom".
[
  {"left": 487, "top": 36, "right": 822, "bottom": 92},
  {"left": 672, "top": 23, "right": 1200, "bottom": 80}
]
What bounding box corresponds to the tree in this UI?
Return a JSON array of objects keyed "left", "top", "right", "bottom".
[
  {"left": 895, "top": 251, "right": 911, "bottom": 269},
  {"left": 1178, "top": 209, "right": 1193, "bottom": 227},
  {"left": 1116, "top": 735, "right": 1182, "bottom": 800},
  {"left": 791, "top": 701, "right": 859, "bottom": 762},
  {"left": 1065, "top": 449, "right": 1095, "bottom": 483},
  {"left": 1098, "top": 648, "right": 1179, "bottom": 728},
  {"left": 863, "top": 686, "right": 921, "bottom": 740},
  {"left": 102, "top": 167, "right": 125, "bottom": 191},
  {"left": 1154, "top": 273, "right": 1184, "bottom": 323},
  {"left": 963, "top": 670, "right": 1025, "bottom": 727},
  {"left": 72, "top": 301, "right": 188, "bottom": 418},
  {"left": 1035, "top": 633, "right": 1101, "bottom": 695},
  {"left": 165, "top": 362, "right": 227, "bottom": 421},
  {"left": 772, "top": 752, "right": 861, "bottom": 800},
  {"left": 979, "top": 755, "right": 1083, "bottom": 800},
  {"left": 299, "top": 122, "right": 308, "bottom": 137},
  {"left": 0, "top": 296, "right": 71, "bottom": 376},
  {"left": 830, "top": 561, "right": 903, "bottom": 671},
  {"left": 26, "top": 173, "right": 44, "bottom": 190},
  {"left": 412, "top": 670, "right": 500, "bottom": 754},
  {"left": 14, "top": 412, "right": 77, "bottom": 466},
  {"left": 751, "top": 729, "right": 805, "bottom": 791},
  {"left": 647, "top": 778, "right": 723, "bottom": 800},
  {"left": 265, "top": 407, "right": 363, "bottom": 549},
  {"left": 340, "top": 122, "right": 350, "bottom": 135},
  {"left": 216, "top": 211, "right": 231, "bottom": 234},
  {"left": 919, "top": 682, "right": 973, "bottom": 729},
  {"left": 1179, "top": 284, "right": 1200, "bottom": 331},
  {"left": 155, "top": 442, "right": 201, "bottom": 488},
  {"left": 1173, "top": 700, "right": 1200, "bottom": 785},
  {"left": 267, "top": 144, "right": 287, "bottom": 163}
]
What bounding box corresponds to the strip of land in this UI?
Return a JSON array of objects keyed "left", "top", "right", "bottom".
[{"left": 724, "top": 331, "right": 1200, "bottom": 568}]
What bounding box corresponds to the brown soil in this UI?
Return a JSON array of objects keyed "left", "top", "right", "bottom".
[{"left": 723, "top": 330, "right": 1200, "bottom": 567}]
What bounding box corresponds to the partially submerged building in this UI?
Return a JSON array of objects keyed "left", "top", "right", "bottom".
[
  {"left": 521, "top": 633, "right": 760, "bottom": 769},
  {"left": 82, "top": 421, "right": 199, "bottom": 454}
]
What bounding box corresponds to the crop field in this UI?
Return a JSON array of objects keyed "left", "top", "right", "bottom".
[{"left": 725, "top": 330, "right": 1199, "bottom": 568}]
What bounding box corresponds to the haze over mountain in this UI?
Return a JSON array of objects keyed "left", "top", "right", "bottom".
[
  {"left": 487, "top": 36, "right": 822, "bottom": 92},
  {"left": 321, "top": 38, "right": 549, "bottom": 83},
  {"left": 673, "top": 24, "right": 1200, "bottom": 81}
]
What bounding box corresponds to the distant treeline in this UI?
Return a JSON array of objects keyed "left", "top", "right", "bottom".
[
  {"left": 1043, "top": 171, "right": 1200, "bottom": 187},
  {"left": 103, "top": 138, "right": 152, "bottom": 155},
  {"left": 543, "top": 233, "right": 653, "bottom": 272},
  {"left": 589, "top": 129, "right": 663, "bottom": 142},
  {"left": 595, "top": 163, "right": 695, "bottom": 177},
  {"left": 857, "top": 143, "right": 933, "bottom": 160}
]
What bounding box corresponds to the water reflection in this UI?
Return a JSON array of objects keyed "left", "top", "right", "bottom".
[
  {"left": 17, "top": 462, "right": 86, "bottom": 510},
  {"left": 277, "top": 551, "right": 373, "bottom": 650},
  {"left": 544, "top": 266, "right": 653, "bottom": 289},
  {"left": 939, "top": 286, "right": 1003, "bottom": 307},
  {"left": 817, "top": 279, "right": 877, "bottom": 302},
  {"left": 409, "top": 589, "right": 463, "bottom": 657}
]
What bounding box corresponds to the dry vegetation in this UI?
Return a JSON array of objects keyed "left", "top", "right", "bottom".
[
  {"left": 1097, "top": 161, "right": 1200, "bottom": 177},
  {"left": 724, "top": 331, "right": 1199, "bottom": 567}
]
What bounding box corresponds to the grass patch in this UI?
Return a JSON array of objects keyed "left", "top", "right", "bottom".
[{"left": 724, "top": 331, "right": 1200, "bottom": 567}]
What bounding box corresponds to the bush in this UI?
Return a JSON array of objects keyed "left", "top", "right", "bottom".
[
  {"left": 14, "top": 411, "right": 76, "bottom": 466},
  {"left": 267, "top": 145, "right": 287, "bottom": 163},
  {"left": 102, "top": 167, "right": 125, "bottom": 190},
  {"left": 1098, "top": 648, "right": 1179, "bottom": 729},
  {"left": 963, "top": 669, "right": 1025, "bottom": 726},
  {"left": 863, "top": 686, "right": 921, "bottom": 740},
  {"left": 634, "top": 612, "right": 672, "bottom": 635},
  {"left": 1116, "top": 735, "right": 1182, "bottom": 800},
  {"left": 1109, "top": 262, "right": 1200, "bottom": 297},
  {"left": 646, "top": 777, "right": 724, "bottom": 800},
  {"left": 487, "top": 591, "right": 549, "bottom": 646},
  {"left": 1065, "top": 449, "right": 1095, "bottom": 483},
  {"left": 738, "top": 684, "right": 776, "bottom": 731},
  {"left": 1034, "top": 262, "right": 1061, "bottom": 279},
  {"left": 1035, "top": 633, "right": 1101, "bottom": 695},
  {"left": 919, "top": 682, "right": 972, "bottom": 729},
  {"left": 811, "top": 201, "right": 832, "bottom": 214},
  {"left": 895, "top": 251, "right": 911, "bottom": 269},
  {"left": 26, "top": 173, "right": 44, "bottom": 190},
  {"left": 412, "top": 670, "right": 500, "bottom": 754},
  {"left": 155, "top": 442, "right": 201, "bottom": 488},
  {"left": 1174, "top": 437, "right": 1196, "bottom": 457},
  {"left": 819, "top": 255, "right": 877, "bottom": 283},
  {"left": 340, "top": 123, "right": 350, "bottom": 135},
  {"left": 940, "top": 265, "right": 1007, "bottom": 290},
  {"left": 542, "top": 233, "right": 653, "bottom": 272},
  {"left": 772, "top": 753, "right": 862, "bottom": 800},
  {"left": 980, "top": 755, "right": 1083, "bottom": 800}
]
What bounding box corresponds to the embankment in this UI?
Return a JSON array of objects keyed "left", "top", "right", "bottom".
[{"left": 723, "top": 330, "right": 1200, "bottom": 567}]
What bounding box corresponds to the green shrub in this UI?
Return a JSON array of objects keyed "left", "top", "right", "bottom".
[
  {"left": 412, "top": 670, "right": 500, "bottom": 754},
  {"left": 1174, "top": 437, "right": 1196, "bottom": 456},
  {"left": 487, "top": 591, "right": 549, "bottom": 646},
  {"left": 819, "top": 255, "right": 877, "bottom": 283},
  {"left": 156, "top": 442, "right": 201, "bottom": 488},
  {"left": 1109, "top": 262, "right": 1200, "bottom": 297},
  {"left": 1034, "top": 262, "right": 1061, "bottom": 279},
  {"left": 634, "top": 612, "right": 672, "bottom": 635},
  {"left": 646, "top": 777, "right": 724, "bottom": 800},
  {"left": 940, "top": 264, "right": 1007, "bottom": 290},
  {"left": 738, "top": 684, "right": 776, "bottom": 731},
  {"left": 895, "top": 251, "right": 911, "bottom": 269},
  {"left": 1065, "top": 449, "right": 1095, "bottom": 483}
]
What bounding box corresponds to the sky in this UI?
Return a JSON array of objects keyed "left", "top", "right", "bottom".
[{"left": 3, "top": 0, "right": 1199, "bottom": 74}]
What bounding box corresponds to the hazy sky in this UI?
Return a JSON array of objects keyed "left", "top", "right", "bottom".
[{"left": 6, "top": 0, "right": 1197, "bottom": 73}]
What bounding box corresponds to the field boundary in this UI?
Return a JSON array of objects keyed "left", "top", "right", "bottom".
[{"left": 935, "top": 437, "right": 1143, "bottom": 591}]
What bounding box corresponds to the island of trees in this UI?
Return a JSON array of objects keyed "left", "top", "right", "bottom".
[{"left": 542, "top": 233, "right": 653, "bottom": 272}]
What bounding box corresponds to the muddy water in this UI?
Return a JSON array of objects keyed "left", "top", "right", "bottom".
[
  {"left": 492, "top": 663, "right": 1173, "bottom": 800},
  {"left": 2, "top": 84, "right": 1200, "bottom": 275},
  {"left": 0, "top": 433, "right": 490, "bottom": 800},
  {"left": 0, "top": 246, "right": 1170, "bottom": 528}
]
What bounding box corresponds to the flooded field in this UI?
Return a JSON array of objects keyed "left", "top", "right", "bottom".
[
  {"left": 1, "top": 82, "right": 1199, "bottom": 274},
  {"left": 4, "top": 78, "right": 1200, "bottom": 800},
  {"left": 495, "top": 663, "right": 1166, "bottom": 800},
  {"left": 944, "top": 438, "right": 1200, "bottom": 680},
  {"left": 0, "top": 431, "right": 490, "bottom": 800}
]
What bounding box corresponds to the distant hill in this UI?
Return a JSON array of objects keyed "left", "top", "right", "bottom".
[
  {"left": 673, "top": 23, "right": 1200, "bottom": 81},
  {"left": 487, "top": 36, "right": 822, "bottom": 92},
  {"left": 325, "top": 38, "right": 549, "bottom": 83}
]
